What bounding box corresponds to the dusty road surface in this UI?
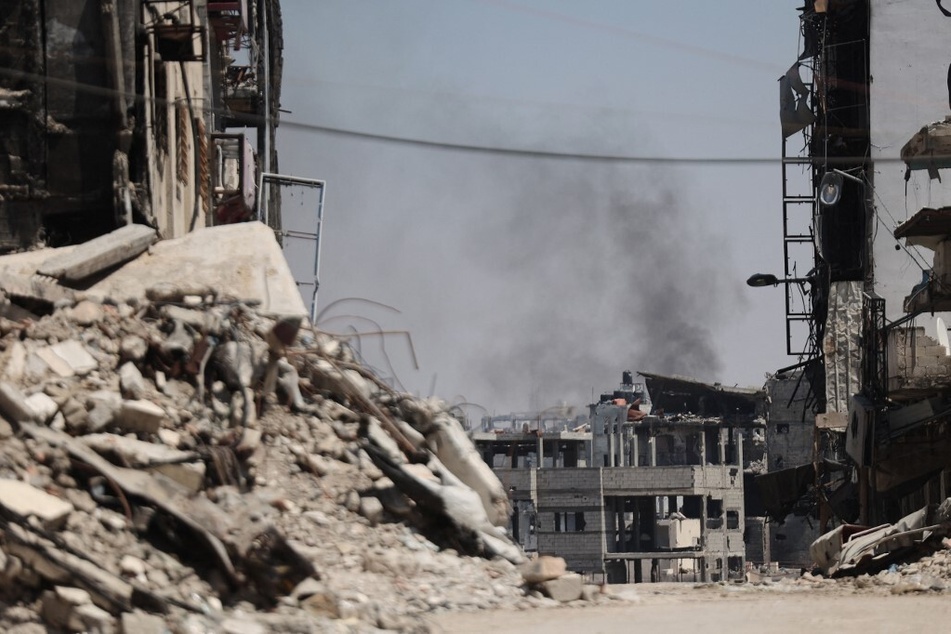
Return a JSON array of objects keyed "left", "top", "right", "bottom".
[{"left": 430, "top": 582, "right": 951, "bottom": 634}]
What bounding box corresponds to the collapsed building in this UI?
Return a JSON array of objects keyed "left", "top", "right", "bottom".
[
  {"left": 473, "top": 371, "right": 766, "bottom": 584},
  {"left": 752, "top": 0, "right": 951, "bottom": 572},
  {"left": 0, "top": 221, "right": 570, "bottom": 631}
]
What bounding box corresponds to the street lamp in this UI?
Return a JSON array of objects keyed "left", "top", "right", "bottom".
[{"left": 746, "top": 273, "right": 816, "bottom": 288}]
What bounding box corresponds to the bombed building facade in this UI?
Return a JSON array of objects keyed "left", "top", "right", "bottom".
[
  {"left": 474, "top": 372, "right": 767, "bottom": 583},
  {"left": 754, "top": 0, "right": 951, "bottom": 561},
  {"left": 0, "top": 0, "right": 286, "bottom": 247}
]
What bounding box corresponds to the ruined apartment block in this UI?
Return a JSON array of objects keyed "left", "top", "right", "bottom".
[
  {"left": 474, "top": 372, "right": 766, "bottom": 583},
  {"left": 0, "top": 0, "right": 283, "bottom": 250}
]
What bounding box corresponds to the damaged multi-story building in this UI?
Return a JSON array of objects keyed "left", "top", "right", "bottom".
[
  {"left": 751, "top": 0, "right": 951, "bottom": 558},
  {"left": 473, "top": 371, "right": 766, "bottom": 583},
  {"left": 0, "top": 1, "right": 323, "bottom": 315}
]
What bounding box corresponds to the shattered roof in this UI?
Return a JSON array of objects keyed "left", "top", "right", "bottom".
[{"left": 638, "top": 371, "right": 764, "bottom": 417}]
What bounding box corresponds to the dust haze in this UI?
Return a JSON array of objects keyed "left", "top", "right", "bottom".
[{"left": 301, "top": 133, "right": 747, "bottom": 417}]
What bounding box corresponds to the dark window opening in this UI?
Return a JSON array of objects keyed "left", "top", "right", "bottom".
[
  {"left": 726, "top": 510, "right": 740, "bottom": 530},
  {"left": 706, "top": 498, "right": 723, "bottom": 529}
]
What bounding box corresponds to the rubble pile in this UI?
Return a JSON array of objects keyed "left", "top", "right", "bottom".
[{"left": 0, "top": 223, "right": 602, "bottom": 633}]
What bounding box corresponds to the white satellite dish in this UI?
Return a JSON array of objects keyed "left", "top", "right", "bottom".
[{"left": 937, "top": 317, "right": 950, "bottom": 355}]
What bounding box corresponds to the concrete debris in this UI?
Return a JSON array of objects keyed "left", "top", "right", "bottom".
[
  {"left": 811, "top": 499, "right": 951, "bottom": 577},
  {"left": 37, "top": 223, "right": 157, "bottom": 283},
  {"left": 0, "top": 224, "right": 580, "bottom": 632}
]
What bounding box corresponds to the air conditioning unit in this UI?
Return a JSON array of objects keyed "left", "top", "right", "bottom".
[{"left": 655, "top": 517, "right": 701, "bottom": 550}]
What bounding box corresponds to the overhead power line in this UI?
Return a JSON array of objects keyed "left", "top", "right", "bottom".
[{"left": 0, "top": 64, "right": 912, "bottom": 166}]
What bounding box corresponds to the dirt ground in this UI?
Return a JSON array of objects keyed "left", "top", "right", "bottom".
[{"left": 429, "top": 582, "right": 951, "bottom": 634}]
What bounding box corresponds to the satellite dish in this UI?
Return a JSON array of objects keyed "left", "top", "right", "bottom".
[
  {"left": 819, "top": 171, "right": 844, "bottom": 206},
  {"left": 938, "top": 317, "right": 950, "bottom": 355}
]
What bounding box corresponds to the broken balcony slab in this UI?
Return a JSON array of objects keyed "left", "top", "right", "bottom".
[
  {"left": 894, "top": 207, "right": 951, "bottom": 251},
  {"left": 37, "top": 223, "right": 157, "bottom": 283},
  {"left": 902, "top": 116, "right": 951, "bottom": 173},
  {"left": 89, "top": 222, "right": 307, "bottom": 318}
]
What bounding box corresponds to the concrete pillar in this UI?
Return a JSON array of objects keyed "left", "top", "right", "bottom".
[
  {"left": 718, "top": 429, "right": 726, "bottom": 465},
  {"left": 632, "top": 433, "right": 639, "bottom": 467},
  {"left": 616, "top": 413, "right": 624, "bottom": 467},
  {"left": 607, "top": 427, "right": 615, "bottom": 467},
  {"left": 649, "top": 436, "right": 657, "bottom": 467},
  {"left": 736, "top": 432, "right": 744, "bottom": 467},
  {"left": 700, "top": 430, "right": 707, "bottom": 465},
  {"left": 537, "top": 435, "right": 544, "bottom": 468}
]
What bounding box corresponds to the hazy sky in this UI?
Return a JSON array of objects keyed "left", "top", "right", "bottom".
[{"left": 278, "top": 1, "right": 804, "bottom": 418}]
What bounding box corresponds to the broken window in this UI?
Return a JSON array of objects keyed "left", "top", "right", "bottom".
[
  {"left": 726, "top": 510, "right": 740, "bottom": 529},
  {"left": 574, "top": 512, "right": 586, "bottom": 532},
  {"left": 706, "top": 498, "right": 723, "bottom": 529}
]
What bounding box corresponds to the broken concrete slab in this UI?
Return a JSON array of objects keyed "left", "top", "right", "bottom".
[
  {"left": 0, "top": 381, "right": 39, "bottom": 424},
  {"left": 80, "top": 433, "right": 199, "bottom": 468},
  {"left": 539, "top": 573, "right": 583, "bottom": 602},
  {"left": 36, "top": 341, "right": 98, "bottom": 377},
  {"left": 0, "top": 479, "right": 73, "bottom": 530},
  {"left": 37, "top": 223, "right": 157, "bottom": 283},
  {"left": 90, "top": 222, "right": 307, "bottom": 318},
  {"left": 520, "top": 556, "right": 567, "bottom": 584},
  {"left": 116, "top": 400, "right": 166, "bottom": 434},
  {"left": 426, "top": 414, "right": 511, "bottom": 527}
]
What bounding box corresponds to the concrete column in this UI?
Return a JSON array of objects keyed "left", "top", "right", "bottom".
[
  {"left": 537, "top": 435, "right": 544, "bottom": 468},
  {"left": 616, "top": 413, "right": 624, "bottom": 467},
  {"left": 632, "top": 433, "right": 639, "bottom": 467},
  {"left": 700, "top": 429, "right": 707, "bottom": 465},
  {"left": 607, "top": 427, "right": 615, "bottom": 467},
  {"left": 718, "top": 429, "right": 726, "bottom": 465},
  {"left": 649, "top": 436, "right": 657, "bottom": 467},
  {"left": 736, "top": 432, "right": 744, "bottom": 467}
]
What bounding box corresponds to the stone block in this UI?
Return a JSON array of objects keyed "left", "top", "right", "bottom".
[
  {"left": 359, "top": 496, "right": 384, "bottom": 526},
  {"left": 149, "top": 462, "right": 206, "bottom": 494},
  {"left": 539, "top": 572, "right": 583, "bottom": 602},
  {"left": 119, "top": 362, "right": 146, "bottom": 399},
  {"left": 116, "top": 400, "right": 166, "bottom": 434},
  {"left": 0, "top": 479, "right": 73, "bottom": 530},
  {"left": 520, "top": 555, "right": 566, "bottom": 584},
  {"left": 25, "top": 392, "right": 59, "bottom": 424},
  {"left": 36, "top": 341, "right": 98, "bottom": 377}
]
